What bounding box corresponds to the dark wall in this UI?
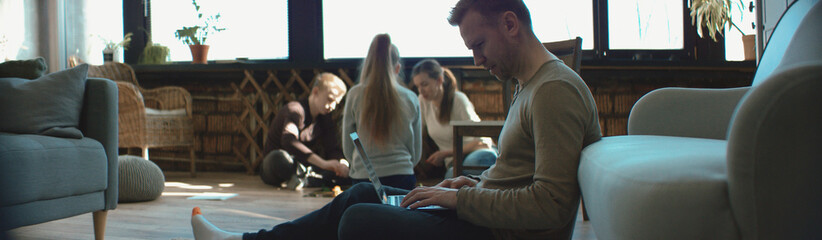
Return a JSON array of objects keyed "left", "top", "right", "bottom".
[{"left": 133, "top": 62, "right": 753, "bottom": 173}]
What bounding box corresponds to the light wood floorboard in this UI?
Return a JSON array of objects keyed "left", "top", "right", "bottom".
[{"left": 7, "top": 171, "right": 596, "bottom": 240}]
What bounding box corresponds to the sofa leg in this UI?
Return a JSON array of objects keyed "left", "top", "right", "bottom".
[
  {"left": 93, "top": 210, "right": 107, "bottom": 240},
  {"left": 581, "top": 195, "right": 589, "bottom": 221},
  {"left": 190, "top": 148, "right": 197, "bottom": 178}
]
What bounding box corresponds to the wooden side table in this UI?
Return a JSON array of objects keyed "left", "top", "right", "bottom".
[{"left": 451, "top": 120, "right": 504, "bottom": 177}]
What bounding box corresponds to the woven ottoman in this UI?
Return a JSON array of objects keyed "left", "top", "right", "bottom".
[{"left": 118, "top": 155, "right": 165, "bottom": 203}]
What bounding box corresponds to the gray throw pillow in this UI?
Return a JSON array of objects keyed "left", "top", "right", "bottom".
[
  {"left": 0, "top": 64, "right": 89, "bottom": 138},
  {"left": 0, "top": 57, "right": 48, "bottom": 79}
]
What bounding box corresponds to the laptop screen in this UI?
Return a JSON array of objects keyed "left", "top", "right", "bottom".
[{"left": 349, "top": 132, "right": 389, "bottom": 204}]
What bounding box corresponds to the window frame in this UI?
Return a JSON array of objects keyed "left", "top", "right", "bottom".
[
  {"left": 125, "top": 0, "right": 734, "bottom": 67},
  {"left": 589, "top": 0, "right": 707, "bottom": 62}
]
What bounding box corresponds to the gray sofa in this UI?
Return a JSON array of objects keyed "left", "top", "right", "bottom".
[
  {"left": 0, "top": 64, "right": 118, "bottom": 240},
  {"left": 578, "top": 0, "right": 821, "bottom": 239}
]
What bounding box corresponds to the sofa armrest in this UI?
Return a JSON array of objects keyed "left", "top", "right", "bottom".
[
  {"left": 79, "top": 77, "right": 118, "bottom": 210},
  {"left": 727, "top": 62, "right": 822, "bottom": 239},
  {"left": 628, "top": 86, "right": 750, "bottom": 140}
]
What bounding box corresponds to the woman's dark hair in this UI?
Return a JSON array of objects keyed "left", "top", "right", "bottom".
[{"left": 412, "top": 59, "right": 457, "bottom": 124}]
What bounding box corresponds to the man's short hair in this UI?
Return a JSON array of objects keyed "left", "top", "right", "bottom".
[
  {"left": 448, "top": 0, "right": 533, "bottom": 31},
  {"left": 313, "top": 72, "right": 348, "bottom": 96}
]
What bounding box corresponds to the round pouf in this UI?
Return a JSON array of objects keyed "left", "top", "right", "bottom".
[{"left": 118, "top": 155, "right": 165, "bottom": 203}]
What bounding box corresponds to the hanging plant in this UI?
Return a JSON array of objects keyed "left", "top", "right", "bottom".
[{"left": 690, "top": 0, "right": 747, "bottom": 41}]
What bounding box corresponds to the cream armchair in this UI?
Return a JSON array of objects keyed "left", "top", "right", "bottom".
[{"left": 578, "top": 1, "right": 822, "bottom": 239}]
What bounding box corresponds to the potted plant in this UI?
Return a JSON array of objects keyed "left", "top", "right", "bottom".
[
  {"left": 138, "top": 30, "right": 170, "bottom": 65},
  {"left": 100, "top": 32, "right": 133, "bottom": 63},
  {"left": 174, "top": 0, "right": 225, "bottom": 64},
  {"left": 690, "top": 0, "right": 756, "bottom": 60}
]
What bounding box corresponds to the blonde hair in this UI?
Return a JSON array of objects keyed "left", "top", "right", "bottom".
[
  {"left": 359, "top": 34, "right": 401, "bottom": 146},
  {"left": 313, "top": 72, "right": 347, "bottom": 95}
]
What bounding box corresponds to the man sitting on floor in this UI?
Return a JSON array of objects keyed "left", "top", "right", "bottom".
[
  {"left": 259, "top": 72, "right": 350, "bottom": 190},
  {"left": 191, "top": 0, "right": 601, "bottom": 239}
]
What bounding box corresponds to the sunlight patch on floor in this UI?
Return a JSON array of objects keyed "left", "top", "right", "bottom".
[
  {"left": 165, "top": 181, "right": 215, "bottom": 190},
  {"left": 162, "top": 191, "right": 239, "bottom": 200}
]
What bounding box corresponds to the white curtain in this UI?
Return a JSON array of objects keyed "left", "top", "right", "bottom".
[
  {"left": 0, "top": 0, "right": 42, "bottom": 65},
  {"left": 0, "top": 0, "right": 122, "bottom": 72}
]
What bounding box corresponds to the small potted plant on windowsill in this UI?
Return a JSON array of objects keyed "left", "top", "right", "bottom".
[
  {"left": 690, "top": 0, "right": 756, "bottom": 60},
  {"left": 100, "top": 32, "right": 133, "bottom": 63},
  {"left": 175, "top": 0, "right": 225, "bottom": 64},
  {"left": 138, "top": 29, "right": 170, "bottom": 65}
]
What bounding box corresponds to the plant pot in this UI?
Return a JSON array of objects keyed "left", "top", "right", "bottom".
[
  {"left": 139, "top": 44, "right": 170, "bottom": 65},
  {"left": 188, "top": 44, "right": 210, "bottom": 64},
  {"left": 742, "top": 34, "right": 756, "bottom": 61},
  {"left": 113, "top": 48, "right": 123, "bottom": 63},
  {"left": 103, "top": 49, "right": 114, "bottom": 63}
]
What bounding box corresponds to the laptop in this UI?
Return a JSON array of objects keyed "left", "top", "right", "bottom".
[{"left": 349, "top": 132, "right": 445, "bottom": 210}]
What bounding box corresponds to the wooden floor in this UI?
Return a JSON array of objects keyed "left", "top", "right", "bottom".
[{"left": 7, "top": 171, "right": 597, "bottom": 240}]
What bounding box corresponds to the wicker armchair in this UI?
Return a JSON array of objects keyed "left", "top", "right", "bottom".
[{"left": 89, "top": 62, "right": 197, "bottom": 177}]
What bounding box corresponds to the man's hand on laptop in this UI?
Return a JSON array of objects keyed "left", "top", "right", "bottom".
[
  {"left": 401, "top": 176, "right": 479, "bottom": 210},
  {"left": 436, "top": 176, "right": 478, "bottom": 189},
  {"left": 401, "top": 186, "right": 458, "bottom": 210}
]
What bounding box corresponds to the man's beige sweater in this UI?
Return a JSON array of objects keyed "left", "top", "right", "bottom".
[{"left": 456, "top": 57, "right": 602, "bottom": 240}]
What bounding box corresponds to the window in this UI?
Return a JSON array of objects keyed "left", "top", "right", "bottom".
[
  {"left": 322, "top": 0, "right": 594, "bottom": 59},
  {"left": 1, "top": 0, "right": 124, "bottom": 67},
  {"left": 120, "top": 0, "right": 744, "bottom": 64},
  {"left": 323, "top": 0, "right": 468, "bottom": 59},
  {"left": 724, "top": 0, "right": 756, "bottom": 61},
  {"left": 150, "top": 0, "right": 288, "bottom": 61},
  {"left": 608, "top": 0, "right": 684, "bottom": 50},
  {"left": 0, "top": 0, "right": 31, "bottom": 61},
  {"left": 66, "top": 0, "right": 124, "bottom": 65},
  {"left": 526, "top": 0, "right": 594, "bottom": 50}
]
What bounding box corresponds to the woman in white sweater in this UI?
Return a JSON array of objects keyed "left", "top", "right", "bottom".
[
  {"left": 411, "top": 59, "right": 497, "bottom": 178},
  {"left": 341, "top": 34, "right": 422, "bottom": 190}
]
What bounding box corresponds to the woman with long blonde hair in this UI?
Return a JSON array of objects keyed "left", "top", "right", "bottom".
[{"left": 341, "top": 33, "right": 422, "bottom": 190}]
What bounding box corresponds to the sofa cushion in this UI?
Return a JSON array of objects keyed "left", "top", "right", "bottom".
[
  {"left": 0, "top": 64, "right": 88, "bottom": 138},
  {"left": 578, "top": 135, "right": 739, "bottom": 239},
  {"left": 0, "top": 133, "right": 108, "bottom": 207},
  {"left": 0, "top": 57, "right": 48, "bottom": 79},
  {"left": 145, "top": 108, "right": 186, "bottom": 116}
]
